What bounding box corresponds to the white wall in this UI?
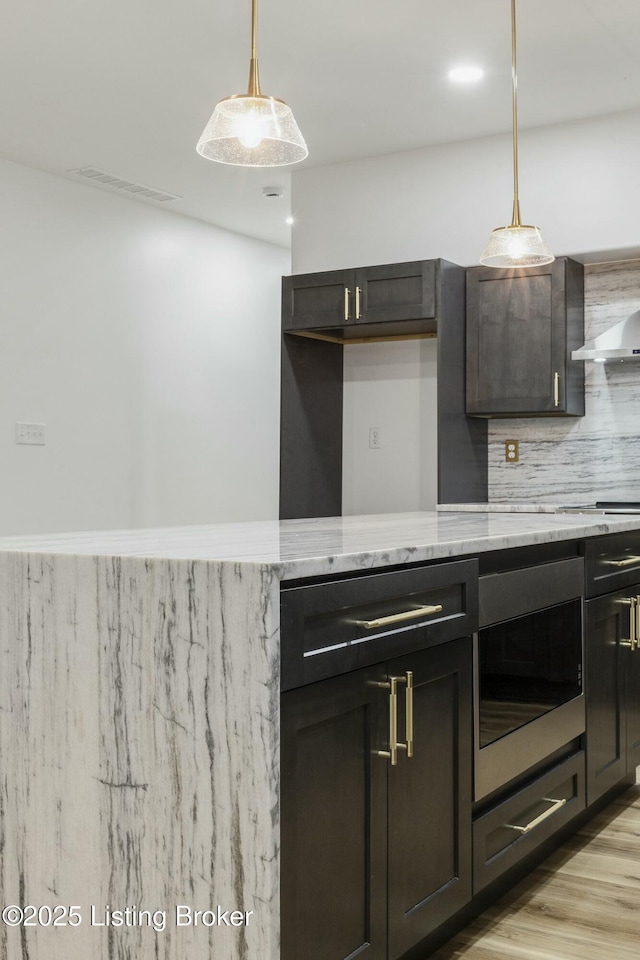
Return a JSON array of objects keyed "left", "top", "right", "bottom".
[
  {"left": 291, "top": 108, "right": 640, "bottom": 514},
  {"left": 342, "top": 340, "right": 438, "bottom": 515},
  {"left": 291, "top": 108, "right": 640, "bottom": 272},
  {"left": 0, "top": 158, "right": 288, "bottom": 535}
]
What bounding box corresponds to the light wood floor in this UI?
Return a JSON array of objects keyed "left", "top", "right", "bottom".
[{"left": 430, "top": 783, "right": 640, "bottom": 960}]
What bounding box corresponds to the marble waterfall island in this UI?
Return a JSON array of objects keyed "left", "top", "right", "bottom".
[{"left": 3, "top": 510, "right": 640, "bottom": 960}]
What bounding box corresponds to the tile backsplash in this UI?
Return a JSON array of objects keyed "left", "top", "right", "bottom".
[{"left": 488, "top": 260, "right": 640, "bottom": 505}]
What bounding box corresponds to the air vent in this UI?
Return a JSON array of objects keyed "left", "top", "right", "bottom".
[
  {"left": 262, "top": 186, "right": 284, "bottom": 199},
  {"left": 70, "top": 167, "right": 181, "bottom": 203}
]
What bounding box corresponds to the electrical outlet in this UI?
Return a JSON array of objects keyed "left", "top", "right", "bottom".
[
  {"left": 16, "top": 422, "right": 46, "bottom": 445},
  {"left": 505, "top": 439, "right": 519, "bottom": 463},
  {"left": 369, "top": 427, "right": 382, "bottom": 449}
]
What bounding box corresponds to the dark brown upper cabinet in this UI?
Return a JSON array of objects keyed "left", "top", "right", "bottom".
[
  {"left": 282, "top": 260, "right": 437, "bottom": 342},
  {"left": 466, "top": 257, "right": 584, "bottom": 418},
  {"left": 280, "top": 259, "right": 488, "bottom": 519}
]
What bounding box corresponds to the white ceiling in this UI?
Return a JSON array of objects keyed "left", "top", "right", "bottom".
[{"left": 2, "top": 0, "right": 640, "bottom": 248}]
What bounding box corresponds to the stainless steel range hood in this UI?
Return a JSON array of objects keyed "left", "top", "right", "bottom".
[{"left": 572, "top": 310, "right": 640, "bottom": 361}]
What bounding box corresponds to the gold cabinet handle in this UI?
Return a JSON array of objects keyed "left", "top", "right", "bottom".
[
  {"left": 506, "top": 797, "right": 567, "bottom": 835},
  {"left": 344, "top": 287, "right": 351, "bottom": 322},
  {"left": 620, "top": 597, "right": 638, "bottom": 651},
  {"left": 377, "top": 677, "right": 399, "bottom": 765},
  {"left": 394, "top": 671, "right": 414, "bottom": 758},
  {"left": 355, "top": 285, "right": 362, "bottom": 319},
  {"left": 354, "top": 604, "right": 443, "bottom": 630},
  {"left": 553, "top": 371, "right": 560, "bottom": 407},
  {"left": 377, "top": 672, "right": 414, "bottom": 764},
  {"left": 608, "top": 556, "right": 640, "bottom": 567}
]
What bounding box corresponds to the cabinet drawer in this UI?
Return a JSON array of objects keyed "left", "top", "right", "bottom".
[
  {"left": 473, "top": 752, "right": 585, "bottom": 894},
  {"left": 479, "top": 557, "right": 584, "bottom": 627},
  {"left": 585, "top": 530, "right": 640, "bottom": 598},
  {"left": 280, "top": 559, "right": 478, "bottom": 690}
]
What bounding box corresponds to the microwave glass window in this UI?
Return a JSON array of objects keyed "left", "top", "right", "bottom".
[{"left": 478, "top": 599, "right": 582, "bottom": 749}]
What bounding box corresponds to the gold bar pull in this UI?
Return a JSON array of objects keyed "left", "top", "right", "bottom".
[
  {"left": 344, "top": 287, "right": 350, "bottom": 322},
  {"left": 393, "top": 671, "right": 414, "bottom": 758},
  {"left": 620, "top": 597, "right": 638, "bottom": 651},
  {"left": 406, "top": 671, "right": 414, "bottom": 758},
  {"left": 608, "top": 556, "right": 640, "bottom": 568},
  {"left": 355, "top": 285, "right": 362, "bottom": 319},
  {"left": 553, "top": 371, "right": 560, "bottom": 407},
  {"left": 354, "top": 604, "right": 443, "bottom": 630},
  {"left": 506, "top": 797, "right": 567, "bottom": 835},
  {"left": 391, "top": 670, "right": 413, "bottom": 758},
  {"left": 377, "top": 677, "right": 399, "bottom": 765}
]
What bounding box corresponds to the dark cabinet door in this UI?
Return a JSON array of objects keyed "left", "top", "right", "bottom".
[
  {"left": 282, "top": 269, "right": 356, "bottom": 331},
  {"left": 354, "top": 261, "right": 436, "bottom": 325},
  {"left": 386, "top": 638, "right": 472, "bottom": 960},
  {"left": 466, "top": 258, "right": 584, "bottom": 417},
  {"left": 280, "top": 665, "right": 388, "bottom": 960},
  {"left": 624, "top": 592, "right": 640, "bottom": 772},
  {"left": 585, "top": 588, "right": 635, "bottom": 804},
  {"left": 281, "top": 639, "right": 473, "bottom": 960}
]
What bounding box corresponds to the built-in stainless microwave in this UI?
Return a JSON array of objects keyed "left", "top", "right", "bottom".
[{"left": 474, "top": 558, "right": 585, "bottom": 801}]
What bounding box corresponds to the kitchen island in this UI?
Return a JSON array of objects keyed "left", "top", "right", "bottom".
[{"left": 2, "top": 509, "right": 640, "bottom": 960}]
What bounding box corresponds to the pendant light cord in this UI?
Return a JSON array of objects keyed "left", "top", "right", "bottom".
[
  {"left": 251, "top": 0, "right": 258, "bottom": 60},
  {"left": 247, "top": 0, "right": 261, "bottom": 96},
  {"left": 511, "top": 0, "right": 522, "bottom": 227}
]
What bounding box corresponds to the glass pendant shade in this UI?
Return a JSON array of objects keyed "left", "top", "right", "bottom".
[
  {"left": 479, "top": 224, "right": 554, "bottom": 268},
  {"left": 196, "top": 0, "right": 307, "bottom": 168},
  {"left": 196, "top": 94, "right": 308, "bottom": 167}
]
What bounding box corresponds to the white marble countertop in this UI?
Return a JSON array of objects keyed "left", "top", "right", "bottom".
[
  {"left": 2, "top": 506, "right": 640, "bottom": 960},
  {"left": 437, "top": 502, "right": 563, "bottom": 513},
  {"left": 1, "top": 510, "right": 640, "bottom": 580}
]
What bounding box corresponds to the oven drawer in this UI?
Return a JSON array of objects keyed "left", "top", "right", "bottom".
[
  {"left": 473, "top": 752, "right": 585, "bottom": 893},
  {"left": 280, "top": 559, "right": 478, "bottom": 690},
  {"left": 585, "top": 530, "right": 640, "bottom": 598}
]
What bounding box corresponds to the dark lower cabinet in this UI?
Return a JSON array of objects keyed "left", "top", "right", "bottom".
[
  {"left": 585, "top": 584, "right": 640, "bottom": 804},
  {"left": 280, "top": 638, "right": 472, "bottom": 960},
  {"left": 386, "top": 643, "right": 472, "bottom": 960},
  {"left": 280, "top": 665, "right": 387, "bottom": 960}
]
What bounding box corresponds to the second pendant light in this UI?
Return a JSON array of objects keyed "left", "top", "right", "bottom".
[{"left": 480, "top": 0, "right": 554, "bottom": 268}]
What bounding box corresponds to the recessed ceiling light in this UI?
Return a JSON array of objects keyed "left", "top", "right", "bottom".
[
  {"left": 286, "top": 216, "right": 295, "bottom": 225},
  {"left": 448, "top": 65, "right": 484, "bottom": 84}
]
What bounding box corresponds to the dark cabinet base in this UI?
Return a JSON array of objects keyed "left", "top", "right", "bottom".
[
  {"left": 281, "top": 639, "right": 472, "bottom": 960},
  {"left": 280, "top": 667, "right": 387, "bottom": 960},
  {"left": 585, "top": 583, "right": 640, "bottom": 804},
  {"left": 280, "top": 533, "right": 640, "bottom": 960}
]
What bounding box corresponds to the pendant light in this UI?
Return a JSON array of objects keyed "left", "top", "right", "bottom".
[
  {"left": 196, "top": 0, "right": 308, "bottom": 168},
  {"left": 479, "top": 0, "right": 553, "bottom": 268}
]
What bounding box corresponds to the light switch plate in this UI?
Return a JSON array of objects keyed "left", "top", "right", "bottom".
[{"left": 16, "top": 422, "right": 46, "bottom": 445}]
